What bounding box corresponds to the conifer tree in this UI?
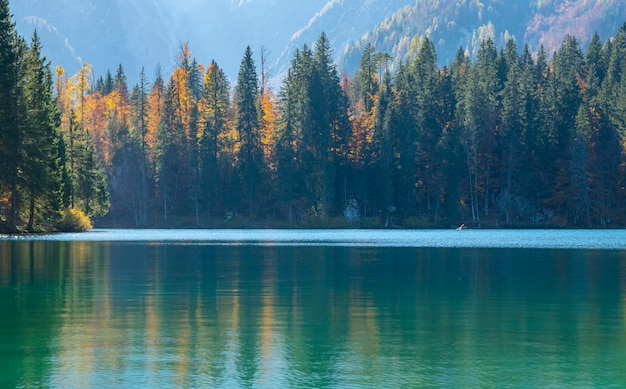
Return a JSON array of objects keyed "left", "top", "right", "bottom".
[
  {"left": 199, "top": 60, "right": 231, "bottom": 218},
  {"left": 22, "top": 31, "right": 64, "bottom": 230},
  {"left": 311, "top": 32, "right": 351, "bottom": 216},
  {"left": 413, "top": 37, "right": 443, "bottom": 219},
  {"left": 0, "top": 0, "right": 21, "bottom": 231},
  {"left": 235, "top": 46, "right": 264, "bottom": 217},
  {"left": 275, "top": 49, "right": 309, "bottom": 223}
]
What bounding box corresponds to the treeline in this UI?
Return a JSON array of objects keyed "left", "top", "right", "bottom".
[
  {"left": 0, "top": 0, "right": 108, "bottom": 232},
  {"left": 4, "top": 0, "right": 626, "bottom": 229},
  {"left": 85, "top": 24, "right": 626, "bottom": 228}
]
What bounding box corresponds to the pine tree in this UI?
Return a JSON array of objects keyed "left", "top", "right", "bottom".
[
  {"left": 312, "top": 32, "right": 351, "bottom": 217},
  {"left": 355, "top": 42, "right": 378, "bottom": 114},
  {"left": 74, "top": 126, "right": 109, "bottom": 217},
  {"left": 413, "top": 37, "right": 443, "bottom": 220},
  {"left": 275, "top": 49, "right": 309, "bottom": 223},
  {"left": 235, "top": 46, "right": 264, "bottom": 217},
  {"left": 459, "top": 38, "right": 500, "bottom": 221},
  {"left": 392, "top": 61, "right": 419, "bottom": 217},
  {"left": 498, "top": 38, "right": 524, "bottom": 222},
  {"left": 547, "top": 35, "right": 585, "bottom": 221},
  {"left": 199, "top": 60, "right": 231, "bottom": 218},
  {"left": 0, "top": 0, "right": 21, "bottom": 231},
  {"left": 371, "top": 70, "right": 395, "bottom": 226},
  {"left": 22, "top": 31, "right": 64, "bottom": 230}
]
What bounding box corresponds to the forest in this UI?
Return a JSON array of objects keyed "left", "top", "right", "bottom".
[{"left": 2, "top": 0, "right": 626, "bottom": 231}]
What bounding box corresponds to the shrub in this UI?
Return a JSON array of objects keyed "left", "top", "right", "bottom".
[
  {"left": 57, "top": 208, "right": 93, "bottom": 232},
  {"left": 401, "top": 216, "right": 432, "bottom": 229}
]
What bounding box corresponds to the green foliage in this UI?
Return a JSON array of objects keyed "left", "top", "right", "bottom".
[
  {"left": 235, "top": 46, "right": 265, "bottom": 217},
  {"left": 7, "top": 0, "right": 626, "bottom": 230}
]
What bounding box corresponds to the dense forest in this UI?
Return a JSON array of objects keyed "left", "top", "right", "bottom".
[{"left": 2, "top": 0, "right": 626, "bottom": 231}]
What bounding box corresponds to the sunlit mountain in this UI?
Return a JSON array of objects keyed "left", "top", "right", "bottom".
[{"left": 11, "top": 0, "right": 626, "bottom": 86}]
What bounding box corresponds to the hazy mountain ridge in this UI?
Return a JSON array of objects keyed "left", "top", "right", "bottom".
[
  {"left": 340, "top": 0, "right": 626, "bottom": 73},
  {"left": 11, "top": 0, "right": 626, "bottom": 85}
]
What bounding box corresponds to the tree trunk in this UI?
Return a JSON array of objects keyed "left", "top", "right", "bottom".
[
  {"left": 28, "top": 190, "right": 35, "bottom": 232},
  {"left": 10, "top": 176, "right": 18, "bottom": 232}
]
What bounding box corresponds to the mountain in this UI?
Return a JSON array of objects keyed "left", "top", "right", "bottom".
[
  {"left": 11, "top": 0, "right": 413, "bottom": 85},
  {"left": 340, "top": 0, "right": 626, "bottom": 73},
  {"left": 11, "top": 0, "right": 626, "bottom": 86}
]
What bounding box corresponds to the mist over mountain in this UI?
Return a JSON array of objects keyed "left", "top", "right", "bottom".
[{"left": 11, "top": 0, "right": 626, "bottom": 86}]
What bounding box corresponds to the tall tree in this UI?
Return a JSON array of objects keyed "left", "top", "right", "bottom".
[
  {"left": 311, "top": 32, "right": 351, "bottom": 217},
  {"left": 391, "top": 61, "right": 419, "bottom": 217},
  {"left": 199, "top": 60, "right": 231, "bottom": 218},
  {"left": 275, "top": 48, "right": 311, "bottom": 223},
  {"left": 0, "top": 0, "right": 21, "bottom": 231},
  {"left": 22, "top": 31, "right": 64, "bottom": 230},
  {"left": 355, "top": 42, "right": 378, "bottom": 114},
  {"left": 234, "top": 46, "right": 264, "bottom": 217},
  {"left": 545, "top": 35, "right": 585, "bottom": 221},
  {"left": 413, "top": 37, "right": 443, "bottom": 220},
  {"left": 498, "top": 38, "right": 524, "bottom": 222},
  {"left": 459, "top": 38, "right": 500, "bottom": 221},
  {"left": 68, "top": 62, "right": 93, "bottom": 130}
]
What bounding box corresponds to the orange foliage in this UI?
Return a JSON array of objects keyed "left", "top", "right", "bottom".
[
  {"left": 146, "top": 81, "right": 163, "bottom": 156},
  {"left": 259, "top": 89, "right": 278, "bottom": 163},
  {"left": 68, "top": 62, "right": 93, "bottom": 128},
  {"left": 173, "top": 42, "right": 196, "bottom": 142},
  {"left": 83, "top": 92, "right": 110, "bottom": 166}
]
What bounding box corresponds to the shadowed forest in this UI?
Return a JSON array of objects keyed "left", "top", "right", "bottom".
[{"left": 2, "top": 0, "right": 626, "bottom": 230}]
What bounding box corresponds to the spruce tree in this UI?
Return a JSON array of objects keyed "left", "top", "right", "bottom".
[
  {"left": 22, "top": 31, "right": 64, "bottom": 230},
  {"left": 199, "top": 60, "right": 231, "bottom": 218},
  {"left": 235, "top": 46, "right": 264, "bottom": 218},
  {"left": 0, "top": 0, "right": 20, "bottom": 231}
]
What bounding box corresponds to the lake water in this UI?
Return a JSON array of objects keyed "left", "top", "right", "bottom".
[{"left": 2, "top": 229, "right": 626, "bottom": 388}]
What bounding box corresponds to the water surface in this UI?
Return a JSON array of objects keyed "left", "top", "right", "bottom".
[{"left": 1, "top": 230, "right": 626, "bottom": 388}]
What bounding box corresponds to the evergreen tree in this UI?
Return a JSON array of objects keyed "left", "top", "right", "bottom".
[
  {"left": 459, "top": 38, "right": 500, "bottom": 221},
  {"left": 74, "top": 126, "right": 110, "bottom": 217},
  {"left": 355, "top": 42, "right": 378, "bottom": 113},
  {"left": 371, "top": 70, "right": 395, "bottom": 226},
  {"left": 498, "top": 38, "right": 525, "bottom": 222},
  {"left": 22, "top": 31, "right": 64, "bottom": 230},
  {"left": 0, "top": 0, "right": 21, "bottom": 231},
  {"left": 275, "top": 49, "right": 310, "bottom": 223},
  {"left": 199, "top": 60, "right": 231, "bottom": 218},
  {"left": 546, "top": 35, "right": 585, "bottom": 221},
  {"left": 312, "top": 32, "right": 351, "bottom": 217},
  {"left": 392, "top": 61, "right": 419, "bottom": 217},
  {"left": 235, "top": 46, "right": 264, "bottom": 217},
  {"left": 413, "top": 37, "right": 443, "bottom": 220},
  {"left": 155, "top": 81, "right": 178, "bottom": 224}
]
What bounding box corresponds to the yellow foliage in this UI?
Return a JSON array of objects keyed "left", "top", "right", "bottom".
[
  {"left": 57, "top": 208, "right": 93, "bottom": 232},
  {"left": 84, "top": 92, "right": 111, "bottom": 166},
  {"left": 259, "top": 90, "right": 278, "bottom": 160},
  {"left": 68, "top": 62, "right": 94, "bottom": 127},
  {"left": 146, "top": 81, "right": 164, "bottom": 154}
]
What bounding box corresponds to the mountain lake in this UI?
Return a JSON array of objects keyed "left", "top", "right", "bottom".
[{"left": 2, "top": 229, "right": 626, "bottom": 388}]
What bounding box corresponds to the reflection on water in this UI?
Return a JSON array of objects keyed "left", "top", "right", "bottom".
[{"left": 2, "top": 240, "right": 626, "bottom": 387}]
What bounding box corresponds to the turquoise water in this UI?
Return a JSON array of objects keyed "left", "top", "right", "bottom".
[{"left": 2, "top": 230, "right": 626, "bottom": 388}]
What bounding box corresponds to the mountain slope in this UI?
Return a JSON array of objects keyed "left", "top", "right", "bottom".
[
  {"left": 10, "top": 0, "right": 626, "bottom": 86},
  {"left": 339, "top": 0, "right": 626, "bottom": 74},
  {"left": 11, "top": 0, "right": 332, "bottom": 82}
]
